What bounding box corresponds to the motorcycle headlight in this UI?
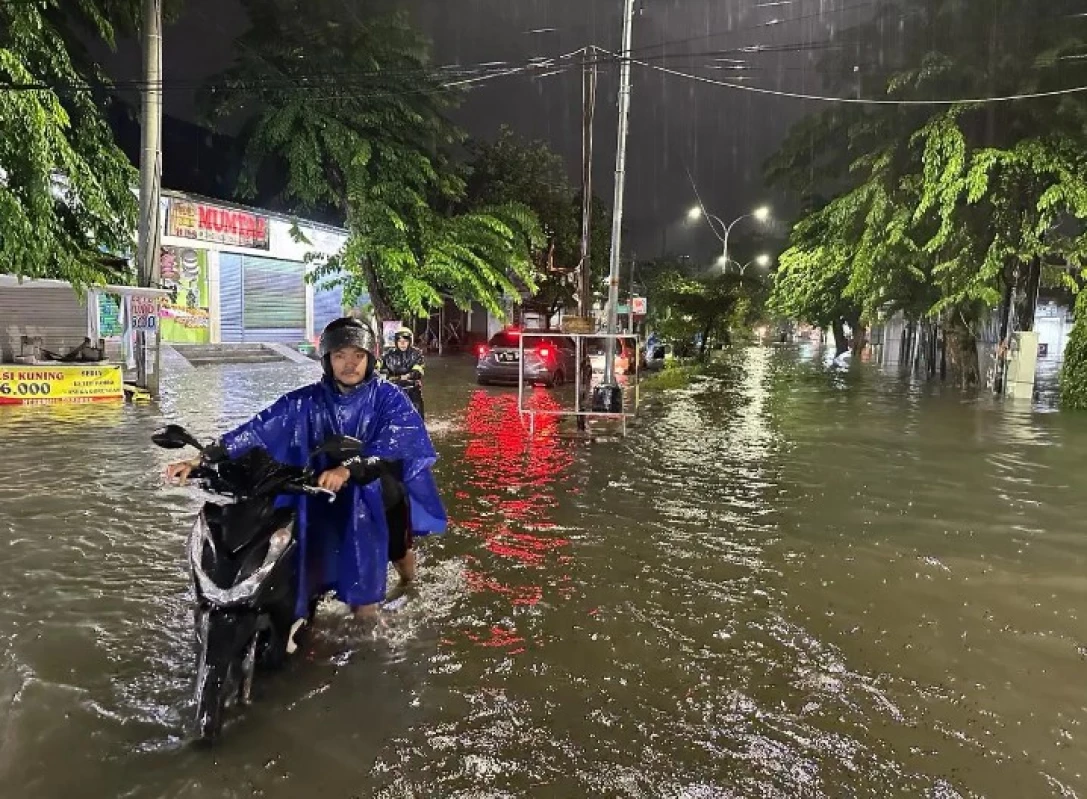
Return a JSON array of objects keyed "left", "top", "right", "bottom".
[{"left": 191, "top": 525, "right": 294, "bottom": 608}]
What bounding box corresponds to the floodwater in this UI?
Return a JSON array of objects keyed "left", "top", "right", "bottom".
[{"left": 2, "top": 346, "right": 1086, "bottom": 798}]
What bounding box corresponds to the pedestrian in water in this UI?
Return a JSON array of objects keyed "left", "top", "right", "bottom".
[{"left": 166, "top": 318, "right": 445, "bottom": 621}]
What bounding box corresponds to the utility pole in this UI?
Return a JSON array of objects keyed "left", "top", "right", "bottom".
[
  {"left": 577, "top": 48, "right": 600, "bottom": 433},
  {"left": 578, "top": 47, "right": 597, "bottom": 319},
  {"left": 601, "top": 0, "right": 636, "bottom": 393},
  {"left": 136, "top": 0, "right": 163, "bottom": 395}
]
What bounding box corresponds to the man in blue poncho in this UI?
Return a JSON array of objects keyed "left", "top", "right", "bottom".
[{"left": 166, "top": 317, "right": 446, "bottom": 621}]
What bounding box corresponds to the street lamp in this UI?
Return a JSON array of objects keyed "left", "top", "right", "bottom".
[
  {"left": 715, "top": 252, "right": 772, "bottom": 275},
  {"left": 688, "top": 204, "right": 772, "bottom": 269},
  {"left": 743, "top": 253, "right": 772, "bottom": 275}
]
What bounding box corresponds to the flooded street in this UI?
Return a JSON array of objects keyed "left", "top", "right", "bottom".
[{"left": 2, "top": 347, "right": 1087, "bottom": 797}]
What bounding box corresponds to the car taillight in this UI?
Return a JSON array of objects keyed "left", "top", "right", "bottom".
[
  {"left": 477, "top": 345, "right": 489, "bottom": 358},
  {"left": 538, "top": 347, "right": 551, "bottom": 359}
]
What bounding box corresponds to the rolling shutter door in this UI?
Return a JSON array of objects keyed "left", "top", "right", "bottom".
[
  {"left": 0, "top": 287, "right": 88, "bottom": 361},
  {"left": 241, "top": 257, "right": 305, "bottom": 343},
  {"left": 313, "top": 282, "right": 345, "bottom": 336},
  {"left": 219, "top": 254, "right": 244, "bottom": 343}
]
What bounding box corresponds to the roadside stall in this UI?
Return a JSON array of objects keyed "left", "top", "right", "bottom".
[{"left": 0, "top": 276, "right": 171, "bottom": 405}]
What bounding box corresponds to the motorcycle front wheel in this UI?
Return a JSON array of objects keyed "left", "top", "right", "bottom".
[{"left": 193, "top": 652, "right": 233, "bottom": 741}]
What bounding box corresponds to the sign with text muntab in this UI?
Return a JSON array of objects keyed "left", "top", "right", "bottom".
[{"left": 166, "top": 199, "right": 270, "bottom": 250}]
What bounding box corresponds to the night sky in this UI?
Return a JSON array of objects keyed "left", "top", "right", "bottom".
[{"left": 94, "top": 0, "right": 867, "bottom": 260}]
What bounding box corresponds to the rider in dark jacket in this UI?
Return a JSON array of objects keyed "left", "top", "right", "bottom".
[{"left": 380, "top": 327, "right": 425, "bottom": 419}]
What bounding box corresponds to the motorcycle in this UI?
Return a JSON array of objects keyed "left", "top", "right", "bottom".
[
  {"left": 153, "top": 424, "right": 361, "bottom": 741},
  {"left": 387, "top": 373, "right": 425, "bottom": 420}
]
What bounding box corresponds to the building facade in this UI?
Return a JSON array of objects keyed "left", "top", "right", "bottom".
[{"left": 156, "top": 191, "right": 352, "bottom": 346}]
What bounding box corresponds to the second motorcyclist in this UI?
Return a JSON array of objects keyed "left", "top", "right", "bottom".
[{"left": 380, "top": 327, "right": 426, "bottom": 419}]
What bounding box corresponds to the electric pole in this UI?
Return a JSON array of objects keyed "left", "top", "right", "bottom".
[
  {"left": 578, "top": 47, "right": 597, "bottom": 319},
  {"left": 137, "top": 0, "right": 163, "bottom": 394},
  {"left": 601, "top": 0, "right": 636, "bottom": 393}
]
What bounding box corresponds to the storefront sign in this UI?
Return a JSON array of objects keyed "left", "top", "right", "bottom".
[
  {"left": 0, "top": 366, "right": 124, "bottom": 405},
  {"left": 159, "top": 246, "right": 211, "bottom": 344},
  {"left": 167, "top": 199, "right": 270, "bottom": 250},
  {"left": 99, "top": 294, "right": 123, "bottom": 338},
  {"left": 131, "top": 296, "right": 160, "bottom": 330},
  {"left": 632, "top": 297, "right": 647, "bottom": 315}
]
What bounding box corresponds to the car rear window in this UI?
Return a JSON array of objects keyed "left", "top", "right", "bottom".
[
  {"left": 488, "top": 331, "right": 522, "bottom": 348},
  {"left": 490, "top": 331, "right": 571, "bottom": 350}
]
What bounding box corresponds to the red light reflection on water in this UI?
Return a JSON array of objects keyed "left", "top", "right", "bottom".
[
  {"left": 454, "top": 390, "right": 577, "bottom": 653},
  {"left": 465, "top": 625, "right": 525, "bottom": 654}
]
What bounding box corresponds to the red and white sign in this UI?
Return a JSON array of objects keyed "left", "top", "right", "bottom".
[
  {"left": 632, "top": 297, "right": 648, "bottom": 316},
  {"left": 131, "top": 296, "right": 160, "bottom": 330},
  {"left": 167, "top": 200, "right": 270, "bottom": 250}
]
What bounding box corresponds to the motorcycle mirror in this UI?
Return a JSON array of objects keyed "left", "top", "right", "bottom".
[
  {"left": 152, "top": 424, "right": 204, "bottom": 451},
  {"left": 310, "top": 435, "right": 364, "bottom": 462}
]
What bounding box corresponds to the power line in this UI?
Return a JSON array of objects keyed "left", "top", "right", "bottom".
[
  {"left": 594, "top": 46, "right": 1087, "bottom": 106},
  {"left": 0, "top": 50, "right": 587, "bottom": 94}
]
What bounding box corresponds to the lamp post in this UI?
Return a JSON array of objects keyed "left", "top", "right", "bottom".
[
  {"left": 716, "top": 252, "right": 772, "bottom": 276},
  {"left": 688, "top": 205, "right": 770, "bottom": 270}
]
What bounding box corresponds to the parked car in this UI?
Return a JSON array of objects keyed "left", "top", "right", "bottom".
[
  {"left": 587, "top": 336, "right": 635, "bottom": 376},
  {"left": 476, "top": 328, "right": 584, "bottom": 388}
]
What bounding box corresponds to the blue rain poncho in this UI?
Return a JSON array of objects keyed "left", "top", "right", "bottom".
[{"left": 219, "top": 375, "right": 446, "bottom": 616}]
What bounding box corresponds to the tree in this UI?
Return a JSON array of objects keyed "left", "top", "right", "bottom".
[
  {"left": 0, "top": 0, "right": 139, "bottom": 286},
  {"left": 1061, "top": 291, "right": 1087, "bottom": 409},
  {"left": 766, "top": 0, "right": 1087, "bottom": 388},
  {"left": 769, "top": 197, "right": 886, "bottom": 357},
  {"left": 204, "top": 1, "right": 541, "bottom": 321},
  {"left": 463, "top": 126, "right": 611, "bottom": 324},
  {"left": 648, "top": 263, "right": 764, "bottom": 359}
]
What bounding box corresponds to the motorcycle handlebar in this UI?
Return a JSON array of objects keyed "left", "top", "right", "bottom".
[
  {"left": 187, "top": 467, "right": 336, "bottom": 503},
  {"left": 294, "top": 482, "right": 337, "bottom": 503}
]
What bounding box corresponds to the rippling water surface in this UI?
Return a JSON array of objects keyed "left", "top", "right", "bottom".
[{"left": 1, "top": 347, "right": 1086, "bottom": 797}]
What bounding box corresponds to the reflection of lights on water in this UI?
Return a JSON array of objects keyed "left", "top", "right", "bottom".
[
  {"left": 465, "top": 625, "right": 525, "bottom": 654},
  {"left": 455, "top": 391, "right": 576, "bottom": 652}
]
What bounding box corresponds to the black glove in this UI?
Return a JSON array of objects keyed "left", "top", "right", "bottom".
[
  {"left": 200, "top": 441, "right": 229, "bottom": 465},
  {"left": 341, "top": 455, "right": 385, "bottom": 485}
]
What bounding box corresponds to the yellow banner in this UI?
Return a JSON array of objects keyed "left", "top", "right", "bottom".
[{"left": 0, "top": 365, "right": 124, "bottom": 406}]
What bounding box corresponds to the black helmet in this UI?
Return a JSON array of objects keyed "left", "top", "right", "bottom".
[{"left": 319, "top": 317, "right": 376, "bottom": 383}]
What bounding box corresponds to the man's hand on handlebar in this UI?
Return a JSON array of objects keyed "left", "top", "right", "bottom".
[
  {"left": 165, "top": 458, "right": 201, "bottom": 485},
  {"left": 317, "top": 466, "right": 351, "bottom": 493}
]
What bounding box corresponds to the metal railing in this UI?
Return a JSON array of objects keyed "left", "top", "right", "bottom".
[{"left": 516, "top": 332, "right": 641, "bottom": 436}]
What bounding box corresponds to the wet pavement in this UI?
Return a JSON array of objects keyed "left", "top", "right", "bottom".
[{"left": 2, "top": 346, "right": 1086, "bottom": 797}]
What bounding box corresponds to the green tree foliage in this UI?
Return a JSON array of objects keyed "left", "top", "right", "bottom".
[
  {"left": 769, "top": 203, "right": 865, "bottom": 355},
  {"left": 648, "top": 263, "right": 764, "bottom": 358},
  {"left": 766, "top": 0, "right": 1087, "bottom": 387},
  {"left": 0, "top": 0, "right": 138, "bottom": 286},
  {"left": 463, "top": 126, "right": 611, "bottom": 320},
  {"left": 1060, "top": 290, "right": 1087, "bottom": 409},
  {"left": 204, "top": 1, "right": 541, "bottom": 322}
]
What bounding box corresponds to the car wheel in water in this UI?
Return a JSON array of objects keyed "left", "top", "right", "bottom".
[{"left": 549, "top": 371, "right": 565, "bottom": 388}]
